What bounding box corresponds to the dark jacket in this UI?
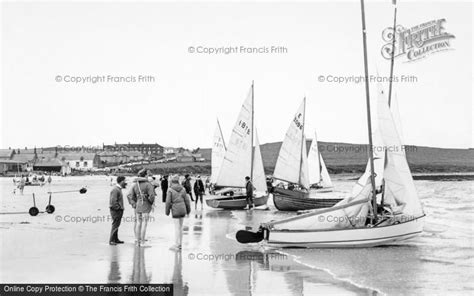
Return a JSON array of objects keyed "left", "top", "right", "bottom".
[
  {"left": 246, "top": 181, "right": 254, "bottom": 198},
  {"left": 127, "top": 178, "right": 156, "bottom": 213},
  {"left": 109, "top": 186, "right": 124, "bottom": 210},
  {"left": 182, "top": 179, "right": 192, "bottom": 194},
  {"left": 193, "top": 179, "right": 205, "bottom": 195},
  {"left": 161, "top": 178, "right": 169, "bottom": 191},
  {"left": 166, "top": 184, "right": 191, "bottom": 218}
]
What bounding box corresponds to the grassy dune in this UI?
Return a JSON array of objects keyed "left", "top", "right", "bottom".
[{"left": 197, "top": 141, "right": 474, "bottom": 175}]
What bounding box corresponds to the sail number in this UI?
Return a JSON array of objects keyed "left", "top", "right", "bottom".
[
  {"left": 238, "top": 120, "right": 251, "bottom": 135},
  {"left": 293, "top": 113, "right": 304, "bottom": 130}
]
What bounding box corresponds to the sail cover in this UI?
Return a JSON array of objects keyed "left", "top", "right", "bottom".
[
  {"left": 216, "top": 87, "right": 253, "bottom": 188},
  {"left": 252, "top": 131, "right": 268, "bottom": 193},
  {"left": 273, "top": 99, "right": 307, "bottom": 187},
  {"left": 211, "top": 119, "right": 226, "bottom": 184},
  {"left": 378, "top": 96, "right": 424, "bottom": 217}
]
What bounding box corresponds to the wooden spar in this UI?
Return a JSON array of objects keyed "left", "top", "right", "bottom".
[
  {"left": 388, "top": 0, "right": 397, "bottom": 106},
  {"left": 360, "top": 0, "right": 378, "bottom": 223},
  {"left": 265, "top": 198, "right": 370, "bottom": 227},
  {"left": 382, "top": 0, "right": 398, "bottom": 209},
  {"left": 250, "top": 81, "right": 255, "bottom": 183},
  {"left": 298, "top": 97, "right": 307, "bottom": 189}
]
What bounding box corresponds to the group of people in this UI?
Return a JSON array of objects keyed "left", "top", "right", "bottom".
[
  {"left": 109, "top": 170, "right": 207, "bottom": 250},
  {"left": 12, "top": 173, "right": 52, "bottom": 194}
]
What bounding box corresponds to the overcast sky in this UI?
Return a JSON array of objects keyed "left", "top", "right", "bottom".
[{"left": 1, "top": 0, "right": 472, "bottom": 149}]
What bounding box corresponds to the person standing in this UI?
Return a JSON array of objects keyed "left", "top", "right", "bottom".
[
  {"left": 245, "top": 176, "right": 255, "bottom": 210},
  {"left": 128, "top": 169, "right": 156, "bottom": 247},
  {"left": 109, "top": 176, "right": 127, "bottom": 245},
  {"left": 161, "top": 175, "right": 169, "bottom": 203},
  {"left": 166, "top": 175, "right": 191, "bottom": 251},
  {"left": 182, "top": 174, "right": 194, "bottom": 202},
  {"left": 19, "top": 175, "right": 26, "bottom": 195},
  {"left": 193, "top": 175, "right": 205, "bottom": 210}
]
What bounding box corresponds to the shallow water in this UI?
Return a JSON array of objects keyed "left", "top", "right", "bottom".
[{"left": 0, "top": 176, "right": 472, "bottom": 295}]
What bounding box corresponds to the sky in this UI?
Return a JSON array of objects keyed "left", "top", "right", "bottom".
[{"left": 1, "top": 0, "right": 472, "bottom": 150}]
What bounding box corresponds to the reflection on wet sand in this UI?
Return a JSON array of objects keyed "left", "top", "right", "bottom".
[
  {"left": 171, "top": 251, "right": 189, "bottom": 296},
  {"left": 131, "top": 245, "right": 151, "bottom": 283},
  {"left": 108, "top": 246, "right": 121, "bottom": 283}
]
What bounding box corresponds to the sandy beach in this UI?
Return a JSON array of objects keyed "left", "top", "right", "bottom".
[{"left": 1, "top": 176, "right": 473, "bottom": 295}]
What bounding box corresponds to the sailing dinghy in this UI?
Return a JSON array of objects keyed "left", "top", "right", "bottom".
[
  {"left": 206, "top": 83, "right": 269, "bottom": 209},
  {"left": 272, "top": 98, "right": 341, "bottom": 211},
  {"left": 236, "top": 0, "right": 424, "bottom": 247}
]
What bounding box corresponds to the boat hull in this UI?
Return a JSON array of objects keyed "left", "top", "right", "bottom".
[
  {"left": 264, "top": 216, "right": 425, "bottom": 248},
  {"left": 206, "top": 194, "right": 269, "bottom": 210},
  {"left": 273, "top": 188, "right": 341, "bottom": 211}
]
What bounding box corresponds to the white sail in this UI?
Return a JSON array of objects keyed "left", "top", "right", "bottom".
[
  {"left": 391, "top": 93, "right": 405, "bottom": 148},
  {"left": 216, "top": 87, "right": 253, "bottom": 188},
  {"left": 307, "top": 132, "right": 321, "bottom": 185},
  {"left": 252, "top": 131, "right": 267, "bottom": 193},
  {"left": 378, "top": 96, "right": 424, "bottom": 217},
  {"left": 319, "top": 156, "right": 333, "bottom": 187},
  {"left": 273, "top": 99, "right": 307, "bottom": 187},
  {"left": 299, "top": 135, "right": 310, "bottom": 189},
  {"left": 211, "top": 119, "right": 226, "bottom": 184},
  {"left": 351, "top": 83, "right": 386, "bottom": 196}
]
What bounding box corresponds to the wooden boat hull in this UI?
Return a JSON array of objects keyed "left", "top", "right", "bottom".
[
  {"left": 262, "top": 216, "right": 425, "bottom": 248},
  {"left": 206, "top": 194, "right": 269, "bottom": 210},
  {"left": 272, "top": 188, "right": 342, "bottom": 211}
]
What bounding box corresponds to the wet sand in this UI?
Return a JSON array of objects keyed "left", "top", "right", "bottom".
[
  {"left": 1, "top": 176, "right": 472, "bottom": 295},
  {"left": 0, "top": 177, "right": 371, "bottom": 295}
]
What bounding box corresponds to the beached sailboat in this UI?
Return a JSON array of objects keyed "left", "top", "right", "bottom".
[
  {"left": 237, "top": 0, "right": 425, "bottom": 247},
  {"left": 206, "top": 83, "right": 269, "bottom": 209},
  {"left": 308, "top": 131, "right": 333, "bottom": 191},
  {"left": 272, "top": 98, "right": 341, "bottom": 211}
]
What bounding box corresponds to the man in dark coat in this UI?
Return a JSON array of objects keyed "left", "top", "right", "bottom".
[
  {"left": 245, "top": 176, "right": 254, "bottom": 210},
  {"left": 182, "top": 174, "right": 194, "bottom": 202},
  {"left": 193, "top": 175, "right": 205, "bottom": 210},
  {"left": 109, "top": 176, "right": 127, "bottom": 245},
  {"left": 161, "top": 175, "right": 169, "bottom": 203}
]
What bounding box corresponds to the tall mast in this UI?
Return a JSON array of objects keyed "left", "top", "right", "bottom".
[
  {"left": 388, "top": 0, "right": 397, "bottom": 106},
  {"left": 298, "top": 97, "right": 306, "bottom": 188},
  {"left": 360, "top": 0, "right": 378, "bottom": 223},
  {"left": 250, "top": 81, "right": 255, "bottom": 182},
  {"left": 382, "top": 0, "right": 398, "bottom": 210}
]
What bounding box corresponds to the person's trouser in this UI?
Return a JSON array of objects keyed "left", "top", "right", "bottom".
[
  {"left": 109, "top": 208, "right": 124, "bottom": 242},
  {"left": 195, "top": 193, "right": 203, "bottom": 205},
  {"left": 162, "top": 189, "right": 167, "bottom": 203},
  {"left": 187, "top": 192, "right": 194, "bottom": 201},
  {"left": 246, "top": 196, "right": 254, "bottom": 208},
  {"left": 174, "top": 218, "right": 184, "bottom": 246}
]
